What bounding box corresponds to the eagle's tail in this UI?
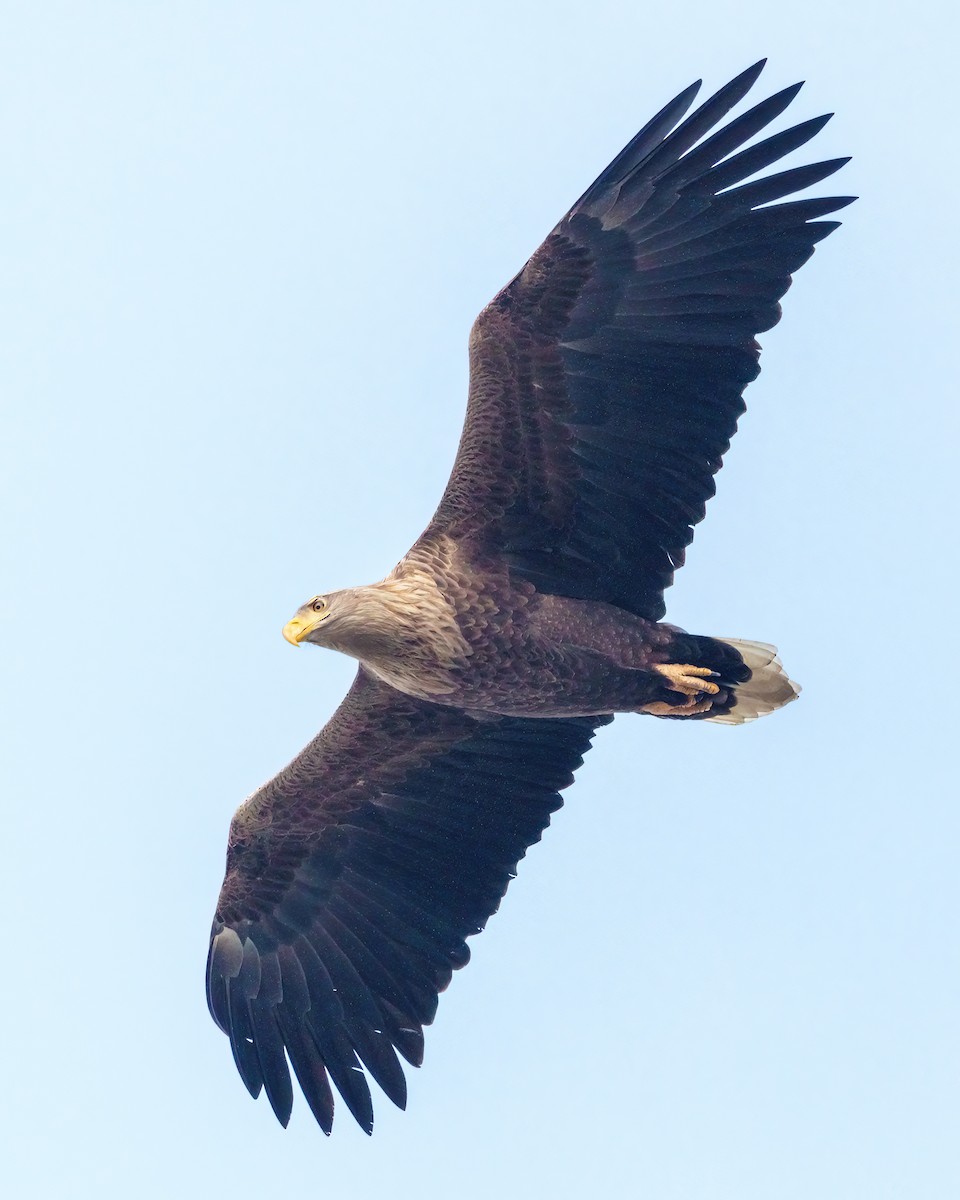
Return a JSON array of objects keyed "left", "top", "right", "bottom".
[{"left": 704, "top": 638, "right": 800, "bottom": 724}]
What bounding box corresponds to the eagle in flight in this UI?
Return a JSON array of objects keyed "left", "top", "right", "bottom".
[{"left": 206, "top": 60, "right": 851, "bottom": 1133}]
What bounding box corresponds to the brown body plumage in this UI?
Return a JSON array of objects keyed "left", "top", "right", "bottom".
[
  {"left": 287, "top": 550, "right": 749, "bottom": 718},
  {"left": 207, "top": 62, "right": 851, "bottom": 1134}
]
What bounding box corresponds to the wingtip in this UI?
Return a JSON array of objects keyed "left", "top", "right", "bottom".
[
  {"left": 801, "top": 112, "right": 835, "bottom": 138},
  {"left": 692, "top": 58, "right": 770, "bottom": 122},
  {"left": 779, "top": 80, "right": 805, "bottom": 102},
  {"left": 741, "top": 58, "right": 768, "bottom": 84},
  {"left": 676, "top": 78, "right": 704, "bottom": 107}
]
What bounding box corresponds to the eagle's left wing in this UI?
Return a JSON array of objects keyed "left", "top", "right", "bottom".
[{"left": 420, "top": 62, "right": 852, "bottom": 620}]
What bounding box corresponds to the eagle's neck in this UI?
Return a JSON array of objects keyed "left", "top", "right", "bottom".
[{"left": 326, "top": 575, "right": 471, "bottom": 697}]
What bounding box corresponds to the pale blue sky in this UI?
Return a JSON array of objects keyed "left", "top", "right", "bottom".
[{"left": 2, "top": 2, "right": 958, "bottom": 1197}]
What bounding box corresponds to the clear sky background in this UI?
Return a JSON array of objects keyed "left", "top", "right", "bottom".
[{"left": 2, "top": 2, "right": 957, "bottom": 1197}]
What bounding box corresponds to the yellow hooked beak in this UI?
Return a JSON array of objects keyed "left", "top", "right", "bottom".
[
  {"left": 282, "top": 612, "right": 325, "bottom": 647},
  {"left": 282, "top": 618, "right": 307, "bottom": 647}
]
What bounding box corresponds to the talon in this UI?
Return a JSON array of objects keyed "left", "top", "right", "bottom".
[{"left": 653, "top": 663, "right": 721, "bottom": 696}]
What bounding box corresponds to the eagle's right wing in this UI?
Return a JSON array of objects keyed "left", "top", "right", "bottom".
[{"left": 207, "top": 666, "right": 610, "bottom": 1132}]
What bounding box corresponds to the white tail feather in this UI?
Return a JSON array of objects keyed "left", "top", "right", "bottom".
[{"left": 708, "top": 638, "right": 800, "bottom": 725}]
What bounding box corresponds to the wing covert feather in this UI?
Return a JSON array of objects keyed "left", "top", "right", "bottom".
[{"left": 207, "top": 668, "right": 609, "bottom": 1132}]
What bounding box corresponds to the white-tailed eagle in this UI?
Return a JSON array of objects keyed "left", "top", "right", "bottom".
[{"left": 206, "top": 61, "right": 851, "bottom": 1133}]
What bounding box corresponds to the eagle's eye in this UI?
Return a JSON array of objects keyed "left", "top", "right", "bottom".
[{"left": 311, "top": 596, "right": 327, "bottom": 613}]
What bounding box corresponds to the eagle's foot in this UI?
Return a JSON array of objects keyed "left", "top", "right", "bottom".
[
  {"left": 652, "top": 663, "right": 721, "bottom": 697},
  {"left": 640, "top": 664, "right": 722, "bottom": 717}
]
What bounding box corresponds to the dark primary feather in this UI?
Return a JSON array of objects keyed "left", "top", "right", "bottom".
[
  {"left": 207, "top": 668, "right": 609, "bottom": 1131},
  {"left": 425, "top": 60, "right": 853, "bottom": 619}
]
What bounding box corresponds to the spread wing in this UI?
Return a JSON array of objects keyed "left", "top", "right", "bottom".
[
  {"left": 207, "top": 667, "right": 610, "bottom": 1133},
  {"left": 422, "top": 61, "right": 853, "bottom": 619}
]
